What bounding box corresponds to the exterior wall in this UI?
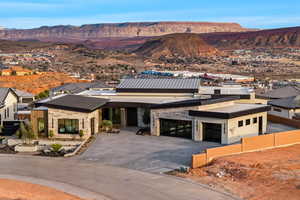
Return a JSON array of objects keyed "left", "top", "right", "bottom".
[
  {"left": 226, "top": 112, "right": 267, "bottom": 144},
  {"left": 0, "top": 91, "right": 18, "bottom": 123},
  {"left": 47, "top": 108, "right": 100, "bottom": 139}
]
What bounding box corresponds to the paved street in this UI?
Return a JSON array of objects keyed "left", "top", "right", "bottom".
[
  {"left": 0, "top": 154, "right": 238, "bottom": 200},
  {"left": 79, "top": 129, "right": 221, "bottom": 173}
]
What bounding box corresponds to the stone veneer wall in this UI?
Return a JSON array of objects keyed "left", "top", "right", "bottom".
[{"left": 47, "top": 108, "right": 100, "bottom": 139}]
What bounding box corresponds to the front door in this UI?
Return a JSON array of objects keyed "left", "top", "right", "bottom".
[
  {"left": 126, "top": 108, "right": 138, "bottom": 126},
  {"left": 90, "top": 118, "right": 95, "bottom": 135},
  {"left": 258, "top": 116, "right": 263, "bottom": 135}
]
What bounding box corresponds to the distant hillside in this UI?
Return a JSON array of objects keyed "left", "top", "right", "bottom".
[
  {"left": 134, "top": 33, "right": 219, "bottom": 58},
  {"left": 202, "top": 26, "right": 300, "bottom": 49},
  {"left": 0, "top": 22, "right": 249, "bottom": 43}
]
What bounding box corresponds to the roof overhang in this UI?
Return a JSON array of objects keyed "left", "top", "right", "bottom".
[{"left": 189, "top": 105, "right": 271, "bottom": 119}]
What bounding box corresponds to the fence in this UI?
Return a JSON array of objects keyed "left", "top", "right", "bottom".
[
  {"left": 268, "top": 114, "right": 300, "bottom": 128},
  {"left": 191, "top": 129, "right": 300, "bottom": 168}
]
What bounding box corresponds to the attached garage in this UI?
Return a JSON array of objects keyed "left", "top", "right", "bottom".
[
  {"left": 202, "top": 123, "right": 222, "bottom": 143},
  {"left": 160, "top": 119, "right": 192, "bottom": 139}
]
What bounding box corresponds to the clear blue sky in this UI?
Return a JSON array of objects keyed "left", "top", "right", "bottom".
[{"left": 1, "top": 0, "right": 299, "bottom": 29}]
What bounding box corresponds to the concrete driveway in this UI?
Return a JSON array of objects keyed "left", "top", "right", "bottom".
[{"left": 79, "top": 128, "right": 221, "bottom": 173}]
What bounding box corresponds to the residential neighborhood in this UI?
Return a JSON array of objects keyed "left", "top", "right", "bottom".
[{"left": 1, "top": 1, "right": 300, "bottom": 199}]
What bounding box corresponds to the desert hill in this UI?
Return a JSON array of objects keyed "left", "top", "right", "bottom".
[
  {"left": 202, "top": 26, "right": 300, "bottom": 49},
  {"left": 134, "top": 33, "right": 219, "bottom": 58}
]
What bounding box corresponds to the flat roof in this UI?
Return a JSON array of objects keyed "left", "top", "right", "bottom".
[
  {"left": 41, "top": 95, "right": 109, "bottom": 112},
  {"left": 189, "top": 103, "right": 271, "bottom": 119}
]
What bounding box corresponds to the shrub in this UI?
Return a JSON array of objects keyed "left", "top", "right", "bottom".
[
  {"left": 102, "top": 120, "right": 113, "bottom": 131},
  {"left": 16, "top": 130, "right": 21, "bottom": 139},
  {"left": 51, "top": 143, "right": 62, "bottom": 153},
  {"left": 79, "top": 130, "right": 84, "bottom": 138},
  {"left": 48, "top": 130, "right": 54, "bottom": 139}
]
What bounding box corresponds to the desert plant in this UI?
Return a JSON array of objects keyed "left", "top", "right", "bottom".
[
  {"left": 51, "top": 143, "right": 62, "bottom": 153},
  {"left": 16, "top": 129, "right": 21, "bottom": 139},
  {"left": 48, "top": 130, "right": 54, "bottom": 139},
  {"left": 102, "top": 120, "right": 113, "bottom": 132},
  {"left": 20, "top": 122, "right": 37, "bottom": 145},
  {"left": 79, "top": 130, "right": 84, "bottom": 138}
]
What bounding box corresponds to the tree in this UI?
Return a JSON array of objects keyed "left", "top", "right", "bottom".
[{"left": 35, "top": 90, "right": 49, "bottom": 99}]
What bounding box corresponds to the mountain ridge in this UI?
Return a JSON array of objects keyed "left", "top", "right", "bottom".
[{"left": 0, "top": 21, "right": 249, "bottom": 41}]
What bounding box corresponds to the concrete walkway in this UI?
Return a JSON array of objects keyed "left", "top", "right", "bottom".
[{"left": 0, "top": 154, "right": 238, "bottom": 200}]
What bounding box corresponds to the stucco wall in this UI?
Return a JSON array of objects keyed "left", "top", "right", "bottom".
[
  {"left": 48, "top": 108, "right": 100, "bottom": 139},
  {"left": 227, "top": 112, "right": 267, "bottom": 144},
  {"left": 0, "top": 91, "right": 18, "bottom": 123}
]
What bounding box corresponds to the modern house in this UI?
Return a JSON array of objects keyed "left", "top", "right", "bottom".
[
  {"left": 268, "top": 96, "right": 300, "bottom": 119},
  {"left": 32, "top": 95, "right": 269, "bottom": 144},
  {"left": 0, "top": 88, "right": 18, "bottom": 124}
]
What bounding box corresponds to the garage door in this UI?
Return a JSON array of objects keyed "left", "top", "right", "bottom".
[
  {"left": 202, "top": 123, "right": 222, "bottom": 143},
  {"left": 160, "top": 119, "right": 192, "bottom": 139}
]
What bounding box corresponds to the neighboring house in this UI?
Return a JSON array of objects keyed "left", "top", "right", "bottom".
[
  {"left": 33, "top": 93, "right": 270, "bottom": 144},
  {"left": 12, "top": 89, "right": 35, "bottom": 103},
  {"left": 257, "top": 86, "right": 300, "bottom": 99},
  {"left": 268, "top": 96, "right": 300, "bottom": 119},
  {"left": 51, "top": 81, "right": 112, "bottom": 96},
  {"left": 1, "top": 66, "right": 33, "bottom": 76},
  {"left": 0, "top": 88, "right": 18, "bottom": 124}
]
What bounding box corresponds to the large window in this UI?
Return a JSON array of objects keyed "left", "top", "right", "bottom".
[{"left": 58, "top": 119, "right": 79, "bottom": 134}]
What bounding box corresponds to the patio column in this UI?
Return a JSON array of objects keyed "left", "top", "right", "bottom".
[
  {"left": 120, "top": 108, "right": 127, "bottom": 128},
  {"left": 193, "top": 120, "right": 202, "bottom": 141}
]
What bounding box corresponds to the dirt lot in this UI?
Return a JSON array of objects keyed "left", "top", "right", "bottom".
[
  {"left": 174, "top": 144, "right": 300, "bottom": 200},
  {"left": 0, "top": 72, "right": 85, "bottom": 94},
  {"left": 0, "top": 179, "right": 84, "bottom": 200}
]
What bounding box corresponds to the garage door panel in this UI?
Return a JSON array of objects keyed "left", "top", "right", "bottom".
[
  {"left": 160, "top": 119, "right": 192, "bottom": 139},
  {"left": 203, "top": 123, "right": 222, "bottom": 143}
]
